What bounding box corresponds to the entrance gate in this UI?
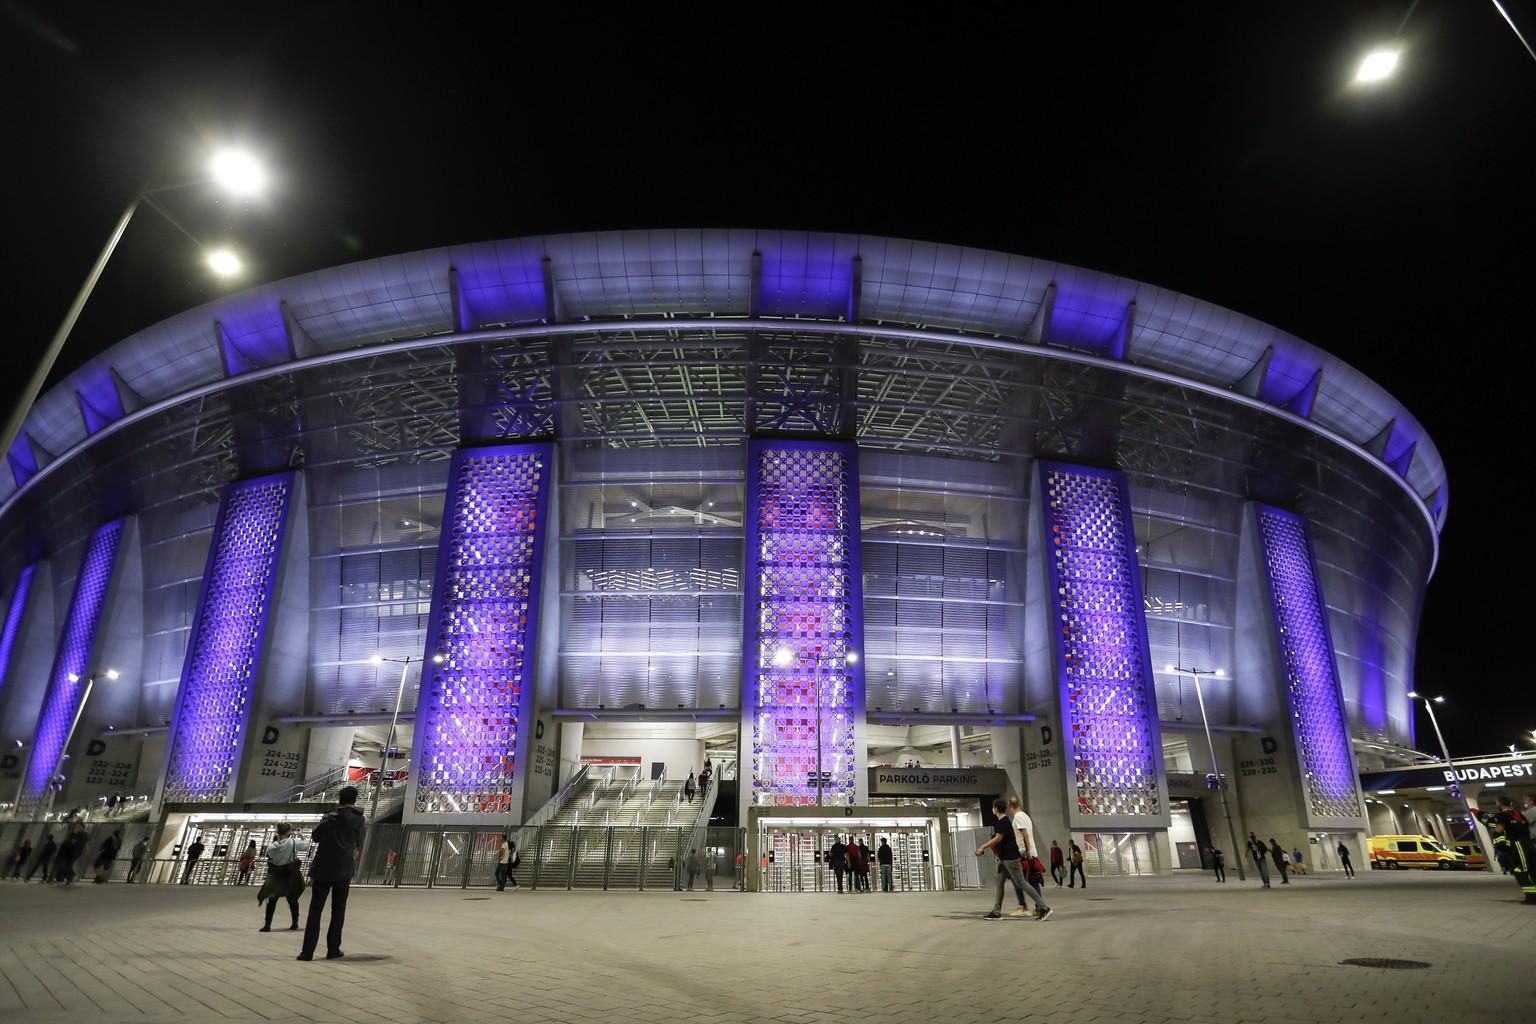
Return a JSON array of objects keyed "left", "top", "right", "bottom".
[{"left": 756, "top": 819, "right": 942, "bottom": 892}]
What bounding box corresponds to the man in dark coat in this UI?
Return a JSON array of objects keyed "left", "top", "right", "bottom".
[
  {"left": 26, "top": 833, "right": 56, "bottom": 882},
  {"left": 297, "top": 786, "right": 367, "bottom": 961}
]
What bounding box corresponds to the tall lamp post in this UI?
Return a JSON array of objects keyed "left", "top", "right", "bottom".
[
  {"left": 1166, "top": 665, "right": 1245, "bottom": 882},
  {"left": 41, "top": 669, "right": 119, "bottom": 820},
  {"left": 773, "top": 646, "right": 856, "bottom": 806},
  {"left": 1407, "top": 691, "right": 1492, "bottom": 864},
  {"left": 0, "top": 149, "right": 266, "bottom": 465},
  {"left": 368, "top": 653, "right": 442, "bottom": 821}
]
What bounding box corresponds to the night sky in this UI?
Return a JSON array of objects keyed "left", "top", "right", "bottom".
[{"left": 1, "top": 3, "right": 1532, "bottom": 757}]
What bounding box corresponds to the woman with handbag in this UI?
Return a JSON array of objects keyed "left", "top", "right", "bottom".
[{"left": 257, "top": 823, "right": 310, "bottom": 932}]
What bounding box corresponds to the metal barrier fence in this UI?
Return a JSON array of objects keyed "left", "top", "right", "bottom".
[{"left": 355, "top": 823, "right": 747, "bottom": 890}]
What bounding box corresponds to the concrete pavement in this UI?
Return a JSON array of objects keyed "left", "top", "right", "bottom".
[{"left": 1, "top": 868, "right": 1529, "bottom": 1023}]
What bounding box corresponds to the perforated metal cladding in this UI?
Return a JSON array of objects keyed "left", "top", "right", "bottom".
[
  {"left": 1040, "top": 465, "right": 1161, "bottom": 818},
  {"left": 414, "top": 446, "right": 549, "bottom": 814},
  {"left": 748, "top": 444, "right": 861, "bottom": 806},
  {"left": 0, "top": 563, "right": 38, "bottom": 704},
  {"left": 17, "top": 520, "right": 125, "bottom": 818},
  {"left": 1255, "top": 505, "right": 1362, "bottom": 819},
  {"left": 162, "top": 475, "right": 293, "bottom": 803}
]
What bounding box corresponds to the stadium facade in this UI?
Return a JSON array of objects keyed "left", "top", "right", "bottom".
[{"left": 0, "top": 229, "right": 1445, "bottom": 880}]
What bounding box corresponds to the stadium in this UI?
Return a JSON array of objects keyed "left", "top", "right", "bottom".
[{"left": 0, "top": 229, "right": 1447, "bottom": 889}]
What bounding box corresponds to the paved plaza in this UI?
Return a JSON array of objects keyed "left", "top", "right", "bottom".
[{"left": 0, "top": 868, "right": 1529, "bottom": 1023}]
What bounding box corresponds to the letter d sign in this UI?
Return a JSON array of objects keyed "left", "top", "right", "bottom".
[
  {"left": 1261, "top": 736, "right": 1278, "bottom": 755},
  {"left": 262, "top": 726, "right": 280, "bottom": 745},
  {"left": 86, "top": 739, "right": 107, "bottom": 756}
]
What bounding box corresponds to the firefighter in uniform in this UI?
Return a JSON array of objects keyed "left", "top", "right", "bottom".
[{"left": 1489, "top": 796, "right": 1536, "bottom": 905}]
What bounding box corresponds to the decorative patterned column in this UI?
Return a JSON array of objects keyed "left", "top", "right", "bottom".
[
  {"left": 0, "top": 563, "right": 38, "bottom": 704},
  {"left": 159, "top": 473, "right": 296, "bottom": 805},
  {"left": 406, "top": 442, "right": 552, "bottom": 822},
  {"left": 1037, "top": 461, "right": 1168, "bottom": 827},
  {"left": 15, "top": 520, "right": 127, "bottom": 818},
  {"left": 744, "top": 440, "right": 865, "bottom": 807},
  {"left": 1252, "top": 503, "right": 1363, "bottom": 823}
]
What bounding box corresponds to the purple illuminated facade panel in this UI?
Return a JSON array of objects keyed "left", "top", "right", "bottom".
[
  {"left": 161, "top": 474, "right": 294, "bottom": 804},
  {"left": 1037, "top": 462, "right": 1164, "bottom": 821},
  {"left": 744, "top": 440, "right": 865, "bottom": 807},
  {"left": 1253, "top": 504, "right": 1362, "bottom": 819},
  {"left": 15, "top": 520, "right": 126, "bottom": 818},
  {"left": 413, "top": 443, "right": 550, "bottom": 815},
  {"left": 0, "top": 563, "right": 38, "bottom": 704}
]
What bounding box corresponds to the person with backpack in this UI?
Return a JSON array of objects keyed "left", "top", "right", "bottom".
[
  {"left": 496, "top": 834, "right": 521, "bottom": 891},
  {"left": 1068, "top": 840, "right": 1087, "bottom": 888}
]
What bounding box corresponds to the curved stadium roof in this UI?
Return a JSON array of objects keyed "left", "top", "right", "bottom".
[{"left": 3, "top": 229, "right": 1446, "bottom": 533}]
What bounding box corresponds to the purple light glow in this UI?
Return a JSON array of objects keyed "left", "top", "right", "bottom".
[
  {"left": 745, "top": 440, "right": 865, "bottom": 807},
  {"left": 1254, "top": 504, "right": 1362, "bottom": 819},
  {"left": 0, "top": 563, "right": 38, "bottom": 704},
  {"left": 1038, "top": 462, "right": 1162, "bottom": 820},
  {"left": 161, "top": 474, "right": 294, "bottom": 804},
  {"left": 16, "top": 519, "right": 126, "bottom": 818},
  {"left": 413, "top": 443, "right": 551, "bottom": 815}
]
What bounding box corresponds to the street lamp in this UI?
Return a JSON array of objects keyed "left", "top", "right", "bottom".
[
  {"left": 1165, "top": 665, "right": 1245, "bottom": 882},
  {"left": 1407, "top": 691, "right": 1492, "bottom": 864},
  {"left": 42, "top": 669, "right": 119, "bottom": 820},
  {"left": 0, "top": 148, "right": 268, "bottom": 466},
  {"left": 368, "top": 652, "right": 443, "bottom": 820},
  {"left": 772, "top": 646, "right": 856, "bottom": 806}
]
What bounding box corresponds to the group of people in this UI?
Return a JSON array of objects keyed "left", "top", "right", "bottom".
[
  {"left": 825, "top": 835, "right": 881, "bottom": 892},
  {"left": 1226, "top": 834, "right": 1354, "bottom": 885},
  {"left": 6, "top": 824, "right": 133, "bottom": 884},
  {"left": 683, "top": 760, "right": 713, "bottom": 803},
  {"left": 683, "top": 846, "right": 717, "bottom": 890},
  {"left": 1489, "top": 794, "right": 1536, "bottom": 904},
  {"left": 976, "top": 795, "right": 1056, "bottom": 920}
]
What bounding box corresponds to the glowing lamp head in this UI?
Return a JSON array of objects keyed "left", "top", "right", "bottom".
[
  {"left": 1355, "top": 48, "right": 1400, "bottom": 84},
  {"left": 209, "top": 148, "right": 267, "bottom": 195},
  {"left": 206, "top": 249, "right": 242, "bottom": 277}
]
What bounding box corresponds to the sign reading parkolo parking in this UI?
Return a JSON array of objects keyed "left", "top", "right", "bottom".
[{"left": 868, "top": 766, "right": 1009, "bottom": 796}]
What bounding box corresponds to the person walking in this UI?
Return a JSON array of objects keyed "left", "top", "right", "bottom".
[
  {"left": 237, "top": 840, "right": 258, "bottom": 885},
  {"left": 976, "top": 797, "right": 1054, "bottom": 921},
  {"left": 26, "top": 834, "right": 56, "bottom": 883},
  {"left": 8, "top": 838, "right": 31, "bottom": 880},
  {"left": 827, "top": 835, "right": 848, "bottom": 893},
  {"left": 1007, "top": 796, "right": 1050, "bottom": 917},
  {"left": 1246, "top": 833, "right": 1270, "bottom": 887},
  {"left": 504, "top": 840, "right": 521, "bottom": 891},
  {"left": 1291, "top": 847, "right": 1307, "bottom": 875},
  {"left": 876, "top": 838, "right": 894, "bottom": 892},
  {"left": 127, "top": 836, "right": 150, "bottom": 883},
  {"left": 684, "top": 772, "right": 696, "bottom": 803},
  {"left": 1209, "top": 847, "right": 1226, "bottom": 882},
  {"left": 1269, "top": 839, "right": 1290, "bottom": 884},
  {"left": 1049, "top": 840, "right": 1065, "bottom": 887},
  {"left": 258, "top": 823, "right": 309, "bottom": 932},
  {"left": 1067, "top": 841, "right": 1086, "bottom": 889},
  {"left": 704, "top": 849, "right": 716, "bottom": 891},
  {"left": 1492, "top": 795, "right": 1536, "bottom": 904},
  {"left": 181, "top": 836, "right": 205, "bottom": 884},
  {"left": 1336, "top": 840, "right": 1355, "bottom": 878},
  {"left": 53, "top": 824, "right": 88, "bottom": 885},
  {"left": 496, "top": 834, "right": 514, "bottom": 891},
  {"left": 845, "top": 839, "right": 864, "bottom": 893},
  {"left": 684, "top": 847, "right": 700, "bottom": 891},
  {"left": 93, "top": 830, "right": 122, "bottom": 883},
  {"left": 297, "top": 786, "right": 366, "bottom": 961}
]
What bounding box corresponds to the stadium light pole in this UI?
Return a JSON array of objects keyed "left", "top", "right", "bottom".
[
  {"left": 1165, "top": 665, "right": 1245, "bottom": 882},
  {"left": 0, "top": 148, "right": 267, "bottom": 469},
  {"left": 41, "top": 669, "right": 119, "bottom": 820},
  {"left": 1407, "top": 691, "right": 1492, "bottom": 865},
  {"left": 368, "top": 652, "right": 442, "bottom": 821}
]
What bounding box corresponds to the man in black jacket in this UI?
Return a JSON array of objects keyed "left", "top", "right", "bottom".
[{"left": 297, "top": 786, "right": 367, "bottom": 961}]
